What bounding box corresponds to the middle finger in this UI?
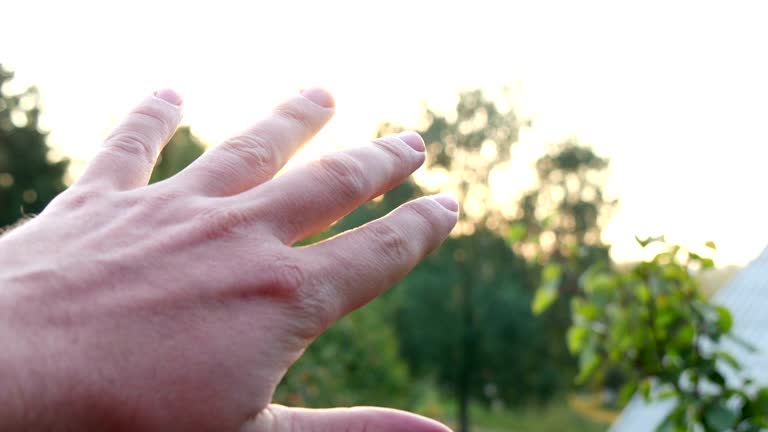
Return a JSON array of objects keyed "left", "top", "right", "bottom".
[{"left": 243, "top": 131, "right": 426, "bottom": 245}]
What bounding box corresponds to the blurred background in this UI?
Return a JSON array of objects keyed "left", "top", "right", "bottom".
[{"left": 4, "top": 1, "right": 768, "bottom": 430}]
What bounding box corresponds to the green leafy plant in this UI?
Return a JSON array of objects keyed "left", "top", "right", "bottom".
[
  {"left": 536, "top": 237, "right": 768, "bottom": 430},
  {"left": 0, "top": 64, "right": 68, "bottom": 227}
]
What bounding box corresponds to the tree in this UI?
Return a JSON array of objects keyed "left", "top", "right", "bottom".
[
  {"left": 566, "top": 239, "right": 768, "bottom": 431},
  {"left": 149, "top": 126, "right": 206, "bottom": 183},
  {"left": 275, "top": 180, "right": 427, "bottom": 411},
  {"left": 380, "top": 89, "right": 525, "bottom": 233},
  {"left": 514, "top": 142, "right": 617, "bottom": 383},
  {"left": 0, "top": 64, "right": 68, "bottom": 228},
  {"left": 514, "top": 140, "right": 615, "bottom": 313},
  {"left": 274, "top": 300, "right": 414, "bottom": 409},
  {"left": 380, "top": 90, "right": 551, "bottom": 431},
  {"left": 395, "top": 230, "right": 561, "bottom": 407}
]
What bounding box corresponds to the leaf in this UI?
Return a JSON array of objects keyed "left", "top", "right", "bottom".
[
  {"left": 705, "top": 240, "right": 717, "bottom": 250},
  {"left": 635, "top": 235, "right": 665, "bottom": 248},
  {"left": 704, "top": 403, "right": 738, "bottom": 430},
  {"left": 726, "top": 333, "right": 757, "bottom": 352},
  {"left": 688, "top": 251, "right": 716, "bottom": 270},
  {"left": 715, "top": 351, "right": 742, "bottom": 371},
  {"left": 575, "top": 345, "right": 600, "bottom": 384},
  {"left": 672, "top": 325, "right": 695, "bottom": 348},
  {"left": 656, "top": 387, "right": 678, "bottom": 401},
  {"left": 618, "top": 381, "right": 638, "bottom": 405},
  {"left": 657, "top": 308, "right": 680, "bottom": 328},
  {"left": 583, "top": 272, "right": 617, "bottom": 303},
  {"left": 532, "top": 284, "right": 558, "bottom": 315},
  {"left": 567, "top": 326, "right": 589, "bottom": 353},
  {"left": 755, "top": 388, "right": 768, "bottom": 416},
  {"left": 656, "top": 405, "right": 685, "bottom": 432},
  {"left": 640, "top": 379, "right": 652, "bottom": 400},
  {"left": 707, "top": 370, "right": 726, "bottom": 387},
  {"left": 636, "top": 283, "right": 651, "bottom": 303},
  {"left": 542, "top": 263, "right": 562, "bottom": 283},
  {"left": 654, "top": 246, "right": 681, "bottom": 265},
  {"left": 532, "top": 264, "right": 562, "bottom": 315},
  {"left": 571, "top": 297, "right": 599, "bottom": 320},
  {"left": 716, "top": 306, "right": 734, "bottom": 333},
  {"left": 507, "top": 222, "right": 528, "bottom": 243}
]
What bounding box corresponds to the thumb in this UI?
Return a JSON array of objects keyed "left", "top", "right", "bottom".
[{"left": 242, "top": 404, "right": 452, "bottom": 432}]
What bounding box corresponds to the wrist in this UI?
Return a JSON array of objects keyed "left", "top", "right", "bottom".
[
  {"left": 0, "top": 276, "right": 69, "bottom": 432},
  {"left": 0, "top": 275, "right": 126, "bottom": 432},
  {"left": 0, "top": 292, "right": 36, "bottom": 430}
]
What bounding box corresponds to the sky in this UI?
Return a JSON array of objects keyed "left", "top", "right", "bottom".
[{"left": 5, "top": 0, "right": 768, "bottom": 266}]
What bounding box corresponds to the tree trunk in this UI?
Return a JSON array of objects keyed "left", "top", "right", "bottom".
[
  {"left": 457, "top": 237, "right": 475, "bottom": 432},
  {"left": 457, "top": 281, "right": 473, "bottom": 432},
  {"left": 458, "top": 376, "right": 469, "bottom": 432}
]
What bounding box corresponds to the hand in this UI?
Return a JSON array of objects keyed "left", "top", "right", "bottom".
[{"left": 0, "top": 88, "right": 458, "bottom": 432}]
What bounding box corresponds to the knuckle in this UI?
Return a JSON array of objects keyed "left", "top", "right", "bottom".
[
  {"left": 256, "top": 259, "right": 306, "bottom": 300},
  {"left": 315, "top": 153, "right": 368, "bottom": 201},
  {"left": 145, "top": 189, "right": 184, "bottom": 210},
  {"left": 273, "top": 103, "right": 313, "bottom": 130},
  {"left": 406, "top": 199, "right": 442, "bottom": 228},
  {"left": 193, "top": 206, "right": 251, "bottom": 241},
  {"left": 274, "top": 262, "right": 340, "bottom": 338},
  {"left": 372, "top": 136, "right": 411, "bottom": 167},
  {"left": 401, "top": 200, "right": 443, "bottom": 256},
  {"left": 370, "top": 222, "right": 410, "bottom": 263},
  {"left": 131, "top": 104, "right": 175, "bottom": 137},
  {"left": 293, "top": 287, "right": 338, "bottom": 338},
  {"left": 235, "top": 247, "right": 306, "bottom": 308},
  {"left": 103, "top": 130, "right": 156, "bottom": 164},
  {"left": 221, "top": 134, "right": 277, "bottom": 175},
  {"left": 55, "top": 186, "right": 104, "bottom": 210}
]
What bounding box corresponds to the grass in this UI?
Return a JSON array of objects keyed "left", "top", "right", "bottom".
[
  {"left": 468, "top": 400, "right": 607, "bottom": 432},
  {"left": 431, "top": 398, "right": 609, "bottom": 432},
  {"left": 409, "top": 384, "right": 611, "bottom": 431}
]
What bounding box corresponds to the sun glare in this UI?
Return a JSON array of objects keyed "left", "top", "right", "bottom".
[{"left": 5, "top": 0, "right": 768, "bottom": 266}]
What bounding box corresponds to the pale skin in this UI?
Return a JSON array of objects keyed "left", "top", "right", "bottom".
[{"left": 0, "top": 88, "right": 458, "bottom": 432}]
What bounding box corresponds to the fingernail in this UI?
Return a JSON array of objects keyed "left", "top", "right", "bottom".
[
  {"left": 398, "top": 131, "right": 426, "bottom": 152},
  {"left": 300, "top": 87, "right": 335, "bottom": 108},
  {"left": 154, "top": 88, "right": 182, "bottom": 106},
  {"left": 431, "top": 193, "right": 459, "bottom": 212}
]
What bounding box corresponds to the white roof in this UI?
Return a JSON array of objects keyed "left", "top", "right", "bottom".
[{"left": 610, "top": 247, "right": 768, "bottom": 431}]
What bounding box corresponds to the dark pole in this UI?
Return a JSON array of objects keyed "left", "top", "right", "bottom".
[{"left": 457, "top": 235, "right": 475, "bottom": 432}]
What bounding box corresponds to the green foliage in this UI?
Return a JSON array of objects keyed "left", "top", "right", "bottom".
[
  {"left": 380, "top": 90, "right": 575, "bottom": 432},
  {"left": 532, "top": 264, "right": 562, "bottom": 314},
  {"left": 555, "top": 239, "right": 768, "bottom": 431},
  {"left": 275, "top": 180, "right": 423, "bottom": 409},
  {"left": 298, "top": 170, "right": 568, "bottom": 409},
  {"left": 0, "top": 65, "right": 68, "bottom": 227},
  {"left": 516, "top": 141, "right": 614, "bottom": 273},
  {"left": 517, "top": 142, "right": 616, "bottom": 397},
  {"left": 396, "top": 230, "right": 567, "bottom": 406},
  {"left": 149, "top": 126, "right": 205, "bottom": 183},
  {"left": 1, "top": 69, "right": 620, "bottom": 429},
  {"left": 462, "top": 399, "right": 606, "bottom": 432},
  {"left": 379, "top": 89, "right": 524, "bottom": 226},
  {"left": 274, "top": 301, "right": 413, "bottom": 408}
]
